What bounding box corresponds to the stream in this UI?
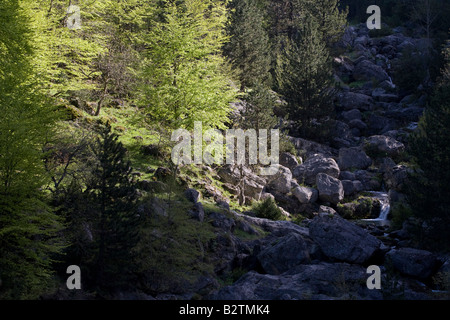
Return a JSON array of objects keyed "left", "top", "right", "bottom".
[{"left": 360, "top": 191, "right": 391, "bottom": 227}]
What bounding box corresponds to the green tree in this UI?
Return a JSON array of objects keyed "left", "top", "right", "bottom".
[
  {"left": 407, "top": 44, "right": 450, "bottom": 249},
  {"left": 139, "top": 0, "right": 238, "bottom": 131},
  {"left": 224, "top": 0, "right": 272, "bottom": 90},
  {"left": 276, "top": 16, "right": 336, "bottom": 139},
  {"left": 0, "top": 0, "right": 64, "bottom": 299}
]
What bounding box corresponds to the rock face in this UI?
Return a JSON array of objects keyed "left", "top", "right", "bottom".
[
  {"left": 279, "top": 152, "right": 300, "bottom": 171},
  {"left": 292, "top": 186, "right": 318, "bottom": 204},
  {"left": 338, "top": 147, "right": 372, "bottom": 171},
  {"left": 257, "top": 233, "right": 311, "bottom": 275},
  {"left": 293, "top": 154, "right": 340, "bottom": 185},
  {"left": 386, "top": 248, "right": 437, "bottom": 279},
  {"left": 309, "top": 214, "right": 381, "bottom": 264},
  {"left": 316, "top": 173, "right": 344, "bottom": 205}
]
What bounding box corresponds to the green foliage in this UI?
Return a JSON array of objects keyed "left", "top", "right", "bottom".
[
  {"left": 224, "top": 0, "right": 272, "bottom": 89},
  {"left": 276, "top": 16, "right": 336, "bottom": 140},
  {"left": 251, "top": 197, "right": 284, "bottom": 221},
  {"left": 393, "top": 48, "right": 430, "bottom": 94},
  {"left": 139, "top": 0, "right": 238, "bottom": 131},
  {"left": 0, "top": 0, "right": 64, "bottom": 299}
]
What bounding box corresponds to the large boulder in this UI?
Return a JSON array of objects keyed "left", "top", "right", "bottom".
[
  {"left": 209, "top": 263, "right": 381, "bottom": 300},
  {"left": 365, "top": 135, "right": 405, "bottom": 158},
  {"left": 266, "top": 165, "right": 293, "bottom": 194},
  {"left": 257, "top": 233, "right": 311, "bottom": 275},
  {"left": 218, "top": 165, "right": 265, "bottom": 200},
  {"left": 293, "top": 154, "right": 340, "bottom": 185},
  {"left": 338, "top": 91, "right": 373, "bottom": 111},
  {"left": 316, "top": 173, "right": 344, "bottom": 205},
  {"left": 386, "top": 248, "right": 437, "bottom": 279},
  {"left": 292, "top": 186, "right": 318, "bottom": 204},
  {"left": 309, "top": 214, "right": 382, "bottom": 264},
  {"left": 279, "top": 152, "right": 300, "bottom": 171},
  {"left": 384, "top": 164, "right": 411, "bottom": 192},
  {"left": 353, "top": 59, "right": 390, "bottom": 83},
  {"left": 338, "top": 147, "right": 372, "bottom": 171}
]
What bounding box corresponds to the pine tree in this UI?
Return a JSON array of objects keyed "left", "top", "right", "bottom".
[
  {"left": 139, "top": 0, "right": 238, "bottom": 131},
  {"left": 224, "top": 0, "right": 272, "bottom": 90},
  {"left": 84, "top": 125, "right": 140, "bottom": 290},
  {"left": 407, "top": 45, "right": 450, "bottom": 248},
  {"left": 276, "top": 16, "right": 336, "bottom": 139},
  {"left": 0, "top": 0, "right": 64, "bottom": 299}
]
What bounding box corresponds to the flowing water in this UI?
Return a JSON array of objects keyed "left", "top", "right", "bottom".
[{"left": 360, "top": 191, "right": 391, "bottom": 227}]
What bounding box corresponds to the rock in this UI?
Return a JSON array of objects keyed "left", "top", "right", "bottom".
[
  {"left": 257, "top": 233, "right": 311, "bottom": 275},
  {"left": 209, "top": 211, "right": 235, "bottom": 232},
  {"left": 338, "top": 147, "right": 372, "bottom": 171},
  {"left": 309, "top": 214, "right": 382, "bottom": 264},
  {"left": 339, "top": 171, "right": 356, "bottom": 181},
  {"left": 218, "top": 165, "right": 265, "bottom": 200},
  {"left": 292, "top": 186, "right": 318, "bottom": 204},
  {"left": 189, "top": 202, "right": 205, "bottom": 222},
  {"left": 353, "top": 59, "right": 390, "bottom": 83},
  {"left": 384, "top": 165, "right": 411, "bottom": 192},
  {"left": 293, "top": 154, "right": 340, "bottom": 185},
  {"left": 367, "top": 114, "right": 397, "bottom": 135},
  {"left": 266, "top": 165, "right": 293, "bottom": 194},
  {"left": 341, "top": 180, "right": 356, "bottom": 196},
  {"left": 348, "top": 119, "right": 367, "bottom": 131},
  {"left": 354, "top": 170, "right": 381, "bottom": 191},
  {"left": 209, "top": 263, "right": 381, "bottom": 300},
  {"left": 365, "top": 135, "right": 405, "bottom": 158},
  {"left": 154, "top": 167, "right": 172, "bottom": 180},
  {"left": 318, "top": 205, "right": 337, "bottom": 216},
  {"left": 341, "top": 109, "right": 362, "bottom": 122},
  {"left": 185, "top": 188, "right": 200, "bottom": 203},
  {"left": 386, "top": 248, "right": 437, "bottom": 279},
  {"left": 338, "top": 92, "right": 373, "bottom": 111},
  {"left": 279, "top": 152, "right": 300, "bottom": 170},
  {"left": 137, "top": 180, "right": 168, "bottom": 193},
  {"left": 316, "top": 173, "right": 344, "bottom": 205}
]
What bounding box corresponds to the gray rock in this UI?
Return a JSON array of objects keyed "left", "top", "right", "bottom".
[
  {"left": 341, "top": 180, "right": 356, "bottom": 196},
  {"left": 386, "top": 248, "right": 437, "bottom": 279},
  {"left": 280, "top": 152, "right": 300, "bottom": 170},
  {"left": 338, "top": 91, "right": 373, "bottom": 111},
  {"left": 353, "top": 59, "right": 390, "bottom": 83},
  {"left": 309, "top": 214, "right": 382, "bottom": 264},
  {"left": 210, "top": 263, "right": 381, "bottom": 300},
  {"left": 365, "top": 135, "right": 405, "bottom": 158},
  {"left": 257, "top": 233, "right": 311, "bottom": 275},
  {"left": 266, "top": 165, "right": 293, "bottom": 194},
  {"left": 189, "top": 202, "right": 205, "bottom": 222},
  {"left": 348, "top": 119, "right": 367, "bottom": 131},
  {"left": 209, "top": 211, "right": 235, "bottom": 232},
  {"left": 338, "top": 147, "right": 372, "bottom": 171},
  {"left": 339, "top": 171, "right": 356, "bottom": 181},
  {"left": 384, "top": 164, "right": 411, "bottom": 192},
  {"left": 292, "top": 186, "right": 318, "bottom": 204},
  {"left": 293, "top": 154, "right": 340, "bottom": 185},
  {"left": 341, "top": 109, "right": 362, "bottom": 122},
  {"left": 185, "top": 188, "right": 200, "bottom": 203},
  {"left": 318, "top": 205, "right": 337, "bottom": 215},
  {"left": 316, "top": 173, "right": 344, "bottom": 205}
]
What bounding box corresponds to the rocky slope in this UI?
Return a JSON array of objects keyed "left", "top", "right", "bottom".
[{"left": 137, "top": 24, "right": 450, "bottom": 300}]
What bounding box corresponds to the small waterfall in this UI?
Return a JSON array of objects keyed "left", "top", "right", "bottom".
[{"left": 361, "top": 191, "right": 391, "bottom": 226}]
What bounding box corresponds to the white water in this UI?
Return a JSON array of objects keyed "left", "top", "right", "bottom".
[{"left": 361, "top": 191, "right": 391, "bottom": 226}]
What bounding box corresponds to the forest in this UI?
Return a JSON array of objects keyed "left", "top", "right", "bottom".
[{"left": 1, "top": 0, "right": 450, "bottom": 300}]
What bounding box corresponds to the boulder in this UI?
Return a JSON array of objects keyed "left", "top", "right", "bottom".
[
  {"left": 318, "top": 205, "right": 337, "bottom": 216},
  {"left": 338, "top": 92, "right": 373, "bottom": 111},
  {"left": 266, "top": 165, "right": 293, "bottom": 194},
  {"left": 257, "top": 233, "right": 311, "bottom": 275},
  {"left": 316, "top": 173, "right": 344, "bottom": 205},
  {"left": 341, "top": 180, "right": 356, "bottom": 196},
  {"left": 386, "top": 248, "right": 437, "bottom": 279},
  {"left": 384, "top": 165, "right": 411, "bottom": 192},
  {"left": 365, "top": 135, "right": 405, "bottom": 158},
  {"left": 188, "top": 202, "right": 205, "bottom": 222},
  {"left": 353, "top": 59, "right": 390, "bottom": 83},
  {"left": 293, "top": 154, "right": 340, "bottom": 185},
  {"left": 279, "top": 152, "right": 300, "bottom": 170},
  {"left": 184, "top": 188, "right": 200, "bottom": 203},
  {"left": 210, "top": 263, "right": 381, "bottom": 300},
  {"left": 338, "top": 147, "right": 372, "bottom": 171},
  {"left": 218, "top": 165, "right": 265, "bottom": 200},
  {"left": 309, "top": 214, "right": 382, "bottom": 264},
  {"left": 292, "top": 186, "right": 319, "bottom": 204},
  {"left": 341, "top": 109, "right": 362, "bottom": 122}
]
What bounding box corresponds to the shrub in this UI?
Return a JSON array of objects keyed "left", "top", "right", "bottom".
[{"left": 251, "top": 197, "right": 283, "bottom": 221}]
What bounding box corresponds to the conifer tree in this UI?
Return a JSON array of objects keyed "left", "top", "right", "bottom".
[
  {"left": 276, "top": 16, "right": 336, "bottom": 139},
  {"left": 224, "top": 0, "right": 272, "bottom": 90}
]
